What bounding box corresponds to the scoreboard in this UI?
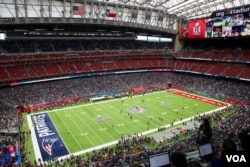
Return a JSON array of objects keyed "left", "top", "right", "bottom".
[{"left": 179, "top": 5, "right": 250, "bottom": 39}]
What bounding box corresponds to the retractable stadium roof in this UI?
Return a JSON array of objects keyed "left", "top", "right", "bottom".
[{"left": 99, "top": 0, "right": 249, "bottom": 20}]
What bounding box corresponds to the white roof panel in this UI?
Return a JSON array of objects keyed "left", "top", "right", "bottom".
[{"left": 100, "top": 0, "right": 250, "bottom": 19}]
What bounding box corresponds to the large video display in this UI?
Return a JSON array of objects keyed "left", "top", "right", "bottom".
[
  {"left": 205, "top": 13, "right": 250, "bottom": 38},
  {"left": 179, "top": 5, "right": 250, "bottom": 39},
  {"left": 178, "top": 20, "right": 188, "bottom": 39},
  {"left": 188, "top": 19, "right": 206, "bottom": 38}
]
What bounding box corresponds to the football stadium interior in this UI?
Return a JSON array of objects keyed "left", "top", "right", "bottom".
[{"left": 0, "top": 0, "right": 250, "bottom": 167}]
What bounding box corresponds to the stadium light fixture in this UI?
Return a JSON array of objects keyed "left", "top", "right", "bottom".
[
  {"left": 136, "top": 35, "right": 172, "bottom": 42},
  {"left": 136, "top": 35, "right": 147, "bottom": 41},
  {"left": 14, "top": 29, "right": 28, "bottom": 32},
  {"left": 53, "top": 28, "right": 64, "bottom": 31},
  {"left": 125, "top": 31, "right": 134, "bottom": 34},
  {"left": 0, "top": 33, "right": 7, "bottom": 40},
  {"left": 97, "top": 29, "right": 106, "bottom": 32},
  {"left": 160, "top": 37, "right": 172, "bottom": 42},
  {"left": 148, "top": 36, "right": 160, "bottom": 42},
  {"left": 152, "top": 34, "right": 161, "bottom": 37},
  {"left": 35, "top": 29, "right": 47, "bottom": 31}
]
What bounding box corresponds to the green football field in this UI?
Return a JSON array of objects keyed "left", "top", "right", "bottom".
[{"left": 46, "top": 91, "right": 219, "bottom": 154}]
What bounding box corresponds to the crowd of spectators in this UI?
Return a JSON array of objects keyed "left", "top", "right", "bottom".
[
  {"left": 0, "top": 101, "right": 21, "bottom": 166},
  {"left": 0, "top": 134, "right": 19, "bottom": 166},
  {"left": 216, "top": 105, "right": 250, "bottom": 139},
  {"left": 0, "top": 71, "right": 249, "bottom": 166},
  {"left": 0, "top": 72, "right": 249, "bottom": 108},
  {"left": 0, "top": 102, "right": 18, "bottom": 134},
  {"left": 0, "top": 72, "right": 170, "bottom": 106},
  {"left": 170, "top": 73, "right": 250, "bottom": 103}
]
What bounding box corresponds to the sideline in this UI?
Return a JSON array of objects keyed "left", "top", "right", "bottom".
[{"left": 27, "top": 115, "right": 43, "bottom": 163}]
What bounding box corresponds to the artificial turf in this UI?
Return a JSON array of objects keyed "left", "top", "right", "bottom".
[{"left": 46, "top": 91, "right": 218, "bottom": 153}]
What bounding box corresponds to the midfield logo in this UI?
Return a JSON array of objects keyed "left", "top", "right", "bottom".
[
  {"left": 42, "top": 138, "right": 58, "bottom": 156},
  {"left": 226, "top": 155, "right": 247, "bottom": 163}
]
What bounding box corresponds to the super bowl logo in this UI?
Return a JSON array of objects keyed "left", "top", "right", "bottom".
[
  {"left": 129, "top": 106, "right": 145, "bottom": 113},
  {"left": 192, "top": 22, "right": 201, "bottom": 35},
  {"left": 42, "top": 138, "right": 58, "bottom": 156}
]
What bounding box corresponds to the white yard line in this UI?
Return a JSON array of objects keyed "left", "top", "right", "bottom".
[
  {"left": 98, "top": 108, "right": 137, "bottom": 137},
  {"left": 55, "top": 111, "right": 83, "bottom": 150},
  {"left": 47, "top": 113, "right": 71, "bottom": 153},
  {"left": 69, "top": 108, "right": 104, "bottom": 145}
]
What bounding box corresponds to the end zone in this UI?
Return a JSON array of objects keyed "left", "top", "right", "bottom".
[{"left": 27, "top": 113, "right": 69, "bottom": 163}]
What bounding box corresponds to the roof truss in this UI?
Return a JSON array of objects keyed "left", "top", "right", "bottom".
[{"left": 104, "top": 0, "right": 249, "bottom": 19}]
